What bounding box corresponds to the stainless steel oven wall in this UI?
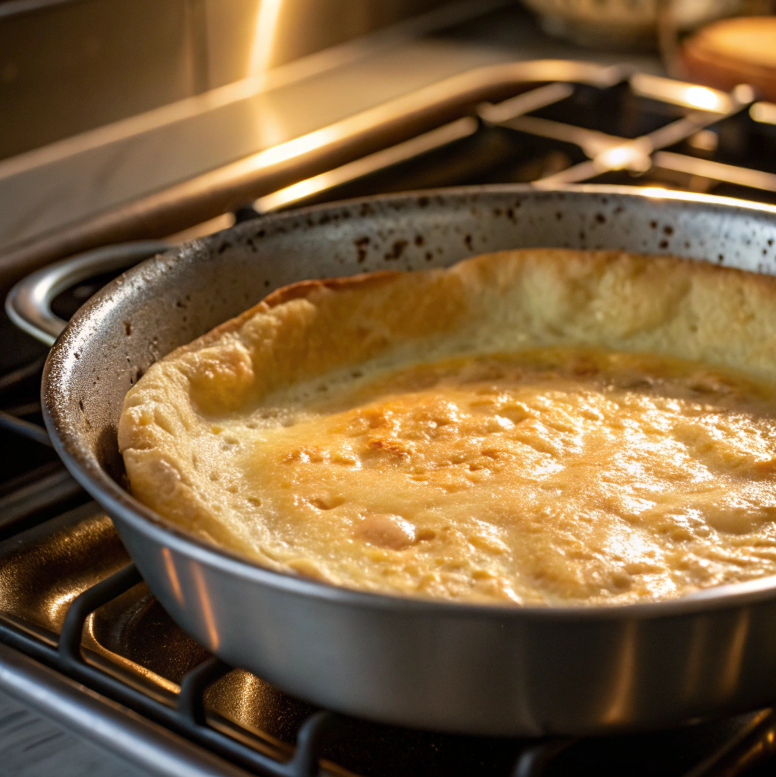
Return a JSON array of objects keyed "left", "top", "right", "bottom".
[
  {"left": 0, "top": 0, "right": 457, "bottom": 161},
  {"left": 202, "top": 0, "right": 455, "bottom": 88},
  {"left": 0, "top": 0, "right": 203, "bottom": 161}
]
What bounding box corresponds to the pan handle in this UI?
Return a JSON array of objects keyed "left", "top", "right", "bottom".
[{"left": 5, "top": 242, "right": 169, "bottom": 346}]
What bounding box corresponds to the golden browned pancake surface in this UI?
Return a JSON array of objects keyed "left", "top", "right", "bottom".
[{"left": 118, "top": 249, "right": 776, "bottom": 605}]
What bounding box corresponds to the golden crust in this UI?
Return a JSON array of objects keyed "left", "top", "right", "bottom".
[{"left": 118, "top": 249, "right": 776, "bottom": 602}]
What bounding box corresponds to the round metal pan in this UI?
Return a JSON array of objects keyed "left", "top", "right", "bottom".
[{"left": 30, "top": 186, "right": 776, "bottom": 736}]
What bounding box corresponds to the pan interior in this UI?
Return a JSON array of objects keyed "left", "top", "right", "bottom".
[{"left": 44, "top": 187, "right": 776, "bottom": 593}]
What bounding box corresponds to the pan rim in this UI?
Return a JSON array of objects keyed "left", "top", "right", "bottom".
[{"left": 42, "top": 183, "right": 776, "bottom": 622}]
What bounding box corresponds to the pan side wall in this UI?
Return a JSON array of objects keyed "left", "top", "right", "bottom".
[{"left": 117, "top": 518, "right": 776, "bottom": 736}]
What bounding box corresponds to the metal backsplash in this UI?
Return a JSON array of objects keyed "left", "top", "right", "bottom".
[{"left": 0, "top": 0, "right": 456, "bottom": 161}]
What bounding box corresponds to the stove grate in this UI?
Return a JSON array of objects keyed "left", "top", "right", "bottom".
[
  {"left": 248, "top": 74, "right": 776, "bottom": 218},
  {"left": 5, "top": 556, "right": 776, "bottom": 777}
]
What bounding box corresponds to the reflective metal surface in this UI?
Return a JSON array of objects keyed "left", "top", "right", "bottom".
[
  {"left": 0, "top": 59, "right": 624, "bottom": 285},
  {"left": 5, "top": 242, "right": 168, "bottom": 346},
  {"left": 0, "top": 643, "right": 255, "bottom": 777},
  {"left": 40, "top": 186, "right": 776, "bottom": 736},
  {"left": 0, "top": 0, "right": 470, "bottom": 161}
]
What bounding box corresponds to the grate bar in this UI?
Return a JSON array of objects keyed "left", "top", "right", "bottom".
[
  {"left": 178, "top": 657, "right": 232, "bottom": 727},
  {"left": 0, "top": 358, "right": 44, "bottom": 396},
  {"left": 0, "top": 465, "right": 83, "bottom": 535},
  {"left": 0, "top": 409, "right": 50, "bottom": 447},
  {"left": 51, "top": 565, "right": 331, "bottom": 777},
  {"left": 0, "top": 642, "right": 256, "bottom": 777},
  {"left": 682, "top": 710, "right": 776, "bottom": 777},
  {"left": 58, "top": 564, "right": 143, "bottom": 664},
  {"left": 511, "top": 739, "right": 576, "bottom": 777},
  {"left": 655, "top": 151, "right": 776, "bottom": 194},
  {"left": 287, "top": 712, "right": 339, "bottom": 777},
  {"left": 255, "top": 116, "right": 479, "bottom": 213},
  {"left": 478, "top": 82, "right": 574, "bottom": 124},
  {"left": 499, "top": 114, "right": 623, "bottom": 158}
]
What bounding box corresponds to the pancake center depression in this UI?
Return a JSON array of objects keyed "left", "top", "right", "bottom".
[{"left": 237, "top": 348, "right": 776, "bottom": 605}]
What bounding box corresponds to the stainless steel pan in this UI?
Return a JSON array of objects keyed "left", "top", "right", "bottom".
[{"left": 12, "top": 185, "right": 776, "bottom": 737}]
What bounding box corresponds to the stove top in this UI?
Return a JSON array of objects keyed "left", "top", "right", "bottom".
[{"left": 5, "top": 48, "right": 776, "bottom": 777}]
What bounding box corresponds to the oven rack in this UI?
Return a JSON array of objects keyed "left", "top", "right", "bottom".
[{"left": 247, "top": 75, "right": 776, "bottom": 217}]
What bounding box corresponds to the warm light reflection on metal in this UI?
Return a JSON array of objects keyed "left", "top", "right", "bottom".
[
  {"left": 640, "top": 186, "right": 671, "bottom": 197},
  {"left": 81, "top": 615, "right": 180, "bottom": 695},
  {"left": 168, "top": 213, "right": 235, "bottom": 245},
  {"left": 718, "top": 611, "right": 750, "bottom": 698},
  {"left": 257, "top": 176, "right": 327, "bottom": 212},
  {"left": 501, "top": 114, "right": 620, "bottom": 159},
  {"left": 751, "top": 101, "right": 776, "bottom": 126},
  {"left": 732, "top": 84, "right": 756, "bottom": 106},
  {"left": 250, "top": 0, "right": 286, "bottom": 75},
  {"left": 595, "top": 143, "right": 650, "bottom": 172},
  {"left": 685, "top": 86, "right": 725, "bottom": 112},
  {"left": 162, "top": 546, "right": 184, "bottom": 605},
  {"left": 208, "top": 670, "right": 292, "bottom": 752},
  {"left": 654, "top": 151, "right": 776, "bottom": 194},
  {"left": 602, "top": 621, "right": 638, "bottom": 724},
  {"left": 631, "top": 72, "right": 732, "bottom": 113},
  {"left": 49, "top": 589, "right": 80, "bottom": 622},
  {"left": 251, "top": 125, "right": 341, "bottom": 170},
  {"left": 478, "top": 82, "right": 574, "bottom": 124},
  {"left": 256, "top": 117, "right": 478, "bottom": 212},
  {"left": 191, "top": 563, "right": 220, "bottom": 652},
  {"left": 532, "top": 159, "right": 598, "bottom": 187},
  {"left": 687, "top": 129, "right": 718, "bottom": 153}
]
